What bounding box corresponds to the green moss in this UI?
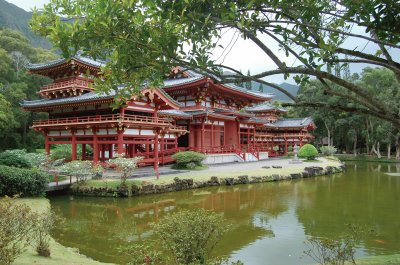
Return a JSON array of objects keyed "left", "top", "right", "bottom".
[{"left": 72, "top": 179, "right": 143, "bottom": 189}]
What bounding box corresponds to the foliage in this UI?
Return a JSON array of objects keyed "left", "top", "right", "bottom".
[
  {"left": 0, "top": 28, "right": 56, "bottom": 152},
  {"left": 58, "top": 160, "right": 93, "bottom": 183},
  {"left": 32, "top": 210, "right": 58, "bottom": 257},
  {"left": 91, "top": 163, "right": 105, "bottom": 180},
  {"left": 50, "top": 144, "right": 82, "bottom": 161},
  {"left": 298, "top": 144, "right": 318, "bottom": 160},
  {"left": 121, "top": 242, "right": 166, "bottom": 265},
  {"left": 0, "top": 149, "right": 32, "bottom": 168},
  {"left": 152, "top": 209, "right": 229, "bottom": 265},
  {"left": 0, "top": 196, "right": 39, "bottom": 265},
  {"left": 31, "top": 0, "right": 400, "bottom": 128},
  {"left": 304, "top": 224, "right": 372, "bottom": 265},
  {"left": 107, "top": 155, "right": 142, "bottom": 185},
  {"left": 0, "top": 165, "right": 48, "bottom": 196},
  {"left": 320, "top": 146, "right": 337, "bottom": 156},
  {"left": 172, "top": 151, "right": 206, "bottom": 169},
  {"left": 25, "top": 152, "right": 50, "bottom": 170}
]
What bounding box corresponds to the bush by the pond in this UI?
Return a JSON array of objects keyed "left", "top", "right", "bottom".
[
  {"left": 298, "top": 144, "right": 318, "bottom": 160},
  {"left": 0, "top": 197, "right": 39, "bottom": 265},
  {"left": 320, "top": 146, "right": 337, "bottom": 156},
  {"left": 0, "top": 150, "right": 32, "bottom": 168},
  {"left": 172, "top": 151, "right": 206, "bottom": 168},
  {"left": 50, "top": 145, "right": 80, "bottom": 161},
  {"left": 0, "top": 165, "right": 48, "bottom": 196},
  {"left": 152, "top": 209, "right": 229, "bottom": 265}
]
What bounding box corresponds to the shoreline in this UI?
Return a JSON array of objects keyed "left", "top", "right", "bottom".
[{"left": 71, "top": 158, "right": 346, "bottom": 197}]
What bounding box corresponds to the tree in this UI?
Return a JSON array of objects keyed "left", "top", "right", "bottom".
[
  {"left": 258, "top": 83, "right": 264, "bottom": 93},
  {"left": 30, "top": 0, "right": 400, "bottom": 128},
  {"left": 245, "top": 70, "right": 252, "bottom": 90}
]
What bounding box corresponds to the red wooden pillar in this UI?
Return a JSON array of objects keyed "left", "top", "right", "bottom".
[
  {"left": 117, "top": 129, "right": 124, "bottom": 156},
  {"left": 93, "top": 129, "right": 99, "bottom": 163},
  {"left": 201, "top": 120, "right": 205, "bottom": 152},
  {"left": 299, "top": 137, "right": 303, "bottom": 147},
  {"left": 82, "top": 144, "right": 86, "bottom": 160},
  {"left": 236, "top": 121, "right": 240, "bottom": 149},
  {"left": 45, "top": 134, "right": 50, "bottom": 156},
  {"left": 71, "top": 131, "right": 77, "bottom": 161},
  {"left": 154, "top": 132, "right": 159, "bottom": 178},
  {"left": 160, "top": 136, "right": 164, "bottom": 164},
  {"left": 211, "top": 122, "right": 214, "bottom": 148}
]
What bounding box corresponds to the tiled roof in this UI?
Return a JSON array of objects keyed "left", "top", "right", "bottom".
[
  {"left": 27, "top": 54, "right": 106, "bottom": 70},
  {"left": 158, "top": 109, "right": 192, "bottom": 118},
  {"left": 272, "top": 117, "right": 314, "bottom": 128},
  {"left": 21, "top": 91, "right": 114, "bottom": 108},
  {"left": 245, "top": 103, "right": 287, "bottom": 112},
  {"left": 222, "top": 83, "right": 274, "bottom": 99},
  {"left": 162, "top": 76, "right": 205, "bottom": 88}
]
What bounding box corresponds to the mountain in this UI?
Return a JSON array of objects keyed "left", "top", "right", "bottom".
[
  {"left": 0, "top": 0, "right": 51, "bottom": 49},
  {"left": 223, "top": 71, "right": 299, "bottom": 102}
]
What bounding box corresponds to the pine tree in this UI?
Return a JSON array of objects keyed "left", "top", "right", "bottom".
[
  {"left": 258, "top": 83, "right": 263, "bottom": 93},
  {"left": 343, "top": 55, "right": 351, "bottom": 80},
  {"left": 334, "top": 63, "right": 341, "bottom": 78},
  {"left": 245, "top": 70, "right": 252, "bottom": 90}
]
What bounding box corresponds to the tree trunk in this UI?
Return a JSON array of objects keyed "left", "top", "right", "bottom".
[
  {"left": 376, "top": 142, "right": 381, "bottom": 158},
  {"left": 353, "top": 135, "right": 357, "bottom": 156},
  {"left": 365, "top": 118, "right": 370, "bottom": 154},
  {"left": 387, "top": 144, "right": 391, "bottom": 159},
  {"left": 396, "top": 138, "right": 400, "bottom": 160},
  {"left": 324, "top": 121, "right": 331, "bottom": 146}
]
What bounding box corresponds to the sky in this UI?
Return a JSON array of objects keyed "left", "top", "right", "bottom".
[{"left": 6, "top": 0, "right": 396, "bottom": 85}]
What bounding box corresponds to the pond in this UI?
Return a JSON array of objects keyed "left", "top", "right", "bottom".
[{"left": 49, "top": 161, "right": 400, "bottom": 264}]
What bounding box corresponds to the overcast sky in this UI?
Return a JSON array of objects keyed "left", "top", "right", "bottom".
[{"left": 6, "top": 0, "right": 394, "bottom": 85}]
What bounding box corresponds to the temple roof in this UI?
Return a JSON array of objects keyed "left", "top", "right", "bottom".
[
  {"left": 27, "top": 54, "right": 106, "bottom": 70},
  {"left": 272, "top": 117, "right": 314, "bottom": 128},
  {"left": 157, "top": 109, "right": 192, "bottom": 118},
  {"left": 245, "top": 102, "right": 287, "bottom": 113},
  {"left": 21, "top": 91, "right": 114, "bottom": 108}
]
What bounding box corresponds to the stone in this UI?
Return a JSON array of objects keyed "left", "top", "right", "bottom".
[
  {"left": 271, "top": 174, "right": 280, "bottom": 181},
  {"left": 224, "top": 178, "right": 234, "bottom": 185},
  {"left": 262, "top": 166, "right": 271, "bottom": 169},
  {"left": 238, "top": 175, "right": 249, "bottom": 184},
  {"left": 290, "top": 173, "right": 302, "bottom": 179},
  {"left": 272, "top": 165, "right": 282, "bottom": 168}
]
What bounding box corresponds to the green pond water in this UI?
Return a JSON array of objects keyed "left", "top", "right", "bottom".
[{"left": 49, "top": 161, "right": 400, "bottom": 264}]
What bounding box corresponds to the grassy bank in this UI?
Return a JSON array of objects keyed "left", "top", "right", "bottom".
[
  {"left": 13, "top": 198, "right": 112, "bottom": 265},
  {"left": 336, "top": 154, "right": 400, "bottom": 163},
  {"left": 354, "top": 254, "right": 400, "bottom": 265},
  {"left": 72, "top": 158, "right": 343, "bottom": 191}
]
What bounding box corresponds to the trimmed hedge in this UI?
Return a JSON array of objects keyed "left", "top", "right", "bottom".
[
  {"left": 0, "top": 150, "right": 32, "bottom": 168},
  {"left": 0, "top": 165, "right": 48, "bottom": 196},
  {"left": 298, "top": 144, "right": 318, "bottom": 160},
  {"left": 172, "top": 151, "right": 206, "bottom": 168}
]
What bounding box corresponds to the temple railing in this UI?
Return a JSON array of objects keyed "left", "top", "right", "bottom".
[
  {"left": 39, "top": 78, "right": 93, "bottom": 93},
  {"left": 32, "top": 114, "right": 172, "bottom": 127}
]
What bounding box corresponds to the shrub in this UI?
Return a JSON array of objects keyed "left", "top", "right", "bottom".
[
  {"left": 320, "top": 146, "right": 337, "bottom": 156},
  {"left": 298, "top": 144, "right": 318, "bottom": 160},
  {"left": 32, "top": 210, "right": 58, "bottom": 257},
  {"left": 107, "top": 156, "right": 142, "bottom": 186},
  {"left": 50, "top": 144, "right": 83, "bottom": 161},
  {"left": 152, "top": 209, "right": 229, "bottom": 264},
  {"left": 172, "top": 151, "right": 206, "bottom": 168},
  {"left": 0, "top": 149, "right": 32, "bottom": 168},
  {"left": 0, "top": 197, "right": 38, "bottom": 265},
  {"left": 25, "top": 152, "right": 50, "bottom": 170},
  {"left": 0, "top": 165, "right": 48, "bottom": 196},
  {"left": 58, "top": 160, "right": 93, "bottom": 183}
]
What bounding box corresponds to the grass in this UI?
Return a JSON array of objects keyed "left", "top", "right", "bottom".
[
  {"left": 13, "top": 197, "right": 113, "bottom": 265},
  {"left": 171, "top": 164, "right": 209, "bottom": 171},
  {"left": 336, "top": 154, "right": 400, "bottom": 163},
  {"left": 352, "top": 254, "right": 400, "bottom": 265}
]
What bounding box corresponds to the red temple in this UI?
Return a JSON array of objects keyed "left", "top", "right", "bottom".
[{"left": 22, "top": 55, "right": 315, "bottom": 169}]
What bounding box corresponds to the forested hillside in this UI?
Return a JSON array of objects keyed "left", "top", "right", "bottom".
[
  {"left": 0, "top": 0, "right": 51, "bottom": 49},
  {"left": 0, "top": 28, "right": 56, "bottom": 151}
]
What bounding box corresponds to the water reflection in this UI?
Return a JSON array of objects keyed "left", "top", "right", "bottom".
[{"left": 50, "top": 161, "right": 400, "bottom": 264}]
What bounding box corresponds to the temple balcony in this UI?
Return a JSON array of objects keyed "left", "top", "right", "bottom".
[
  {"left": 38, "top": 78, "right": 94, "bottom": 99},
  {"left": 31, "top": 114, "right": 173, "bottom": 129}
]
